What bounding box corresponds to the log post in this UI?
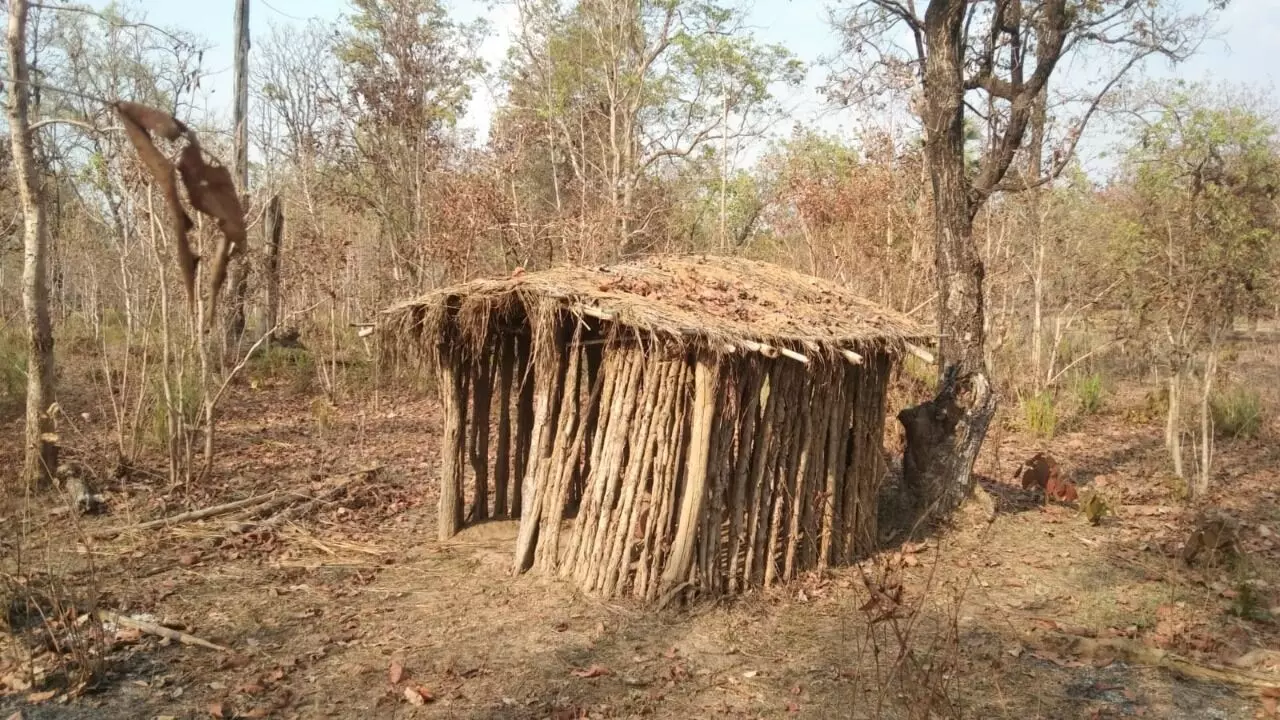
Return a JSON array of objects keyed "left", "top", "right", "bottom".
[
  {"left": 494, "top": 336, "right": 515, "bottom": 518},
  {"left": 437, "top": 347, "right": 467, "bottom": 541},
  {"left": 469, "top": 338, "right": 493, "bottom": 522},
  {"left": 661, "top": 353, "right": 719, "bottom": 595},
  {"left": 512, "top": 332, "right": 534, "bottom": 516}
]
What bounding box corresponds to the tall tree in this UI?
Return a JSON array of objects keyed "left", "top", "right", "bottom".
[
  {"left": 1112, "top": 84, "right": 1278, "bottom": 496},
  {"left": 334, "top": 0, "right": 486, "bottom": 290},
  {"left": 496, "top": 0, "right": 802, "bottom": 260},
  {"left": 6, "top": 0, "right": 58, "bottom": 487},
  {"left": 830, "top": 0, "right": 1211, "bottom": 516},
  {"left": 225, "top": 0, "right": 251, "bottom": 351}
]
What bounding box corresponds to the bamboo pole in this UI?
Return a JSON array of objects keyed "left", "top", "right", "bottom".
[
  {"left": 580, "top": 351, "right": 645, "bottom": 589},
  {"left": 700, "top": 365, "right": 741, "bottom": 595},
  {"left": 494, "top": 335, "right": 515, "bottom": 518},
  {"left": 564, "top": 350, "right": 625, "bottom": 577},
  {"left": 602, "top": 359, "right": 675, "bottom": 595},
  {"left": 819, "top": 373, "right": 850, "bottom": 568},
  {"left": 783, "top": 374, "right": 818, "bottom": 581},
  {"left": 513, "top": 330, "right": 570, "bottom": 573},
  {"left": 765, "top": 369, "right": 805, "bottom": 587},
  {"left": 660, "top": 353, "right": 719, "bottom": 596},
  {"left": 725, "top": 361, "right": 764, "bottom": 592},
  {"left": 641, "top": 359, "right": 690, "bottom": 602},
  {"left": 512, "top": 332, "right": 534, "bottom": 517},
  {"left": 437, "top": 344, "right": 467, "bottom": 541},
  {"left": 743, "top": 363, "right": 783, "bottom": 587},
  {"left": 469, "top": 336, "right": 494, "bottom": 522},
  {"left": 838, "top": 364, "right": 862, "bottom": 563},
  {"left": 537, "top": 337, "right": 597, "bottom": 572}
]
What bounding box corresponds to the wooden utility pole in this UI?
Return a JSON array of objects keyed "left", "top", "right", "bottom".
[
  {"left": 233, "top": 0, "right": 250, "bottom": 191},
  {"left": 6, "top": 0, "right": 58, "bottom": 487},
  {"left": 225, "top": 0, "right": 251, "bottom": 350}
]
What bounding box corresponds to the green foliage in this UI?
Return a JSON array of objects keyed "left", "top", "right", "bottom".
[
  {"left": 1020, "top": 391, "right": 1058, "bottom": 438},
  {"left": 0, "top": 329, "right": 26, "bottom": 407},
  {"left": 901, "top": 355, "right": 937, "bottom": 394},
  {"left": 1074, "top": 373, "right": 1106, "bottom": 415},
  {"left": 1229, "top": 579, "right": 1271, "bottom": 622},
  {"left": 147, "top": 373, "right": 203, "bottom": 449},
  {"left": 1080, "top": 489, "right": 1112, "bottom": 525},
  {"left": 1211, "top": 385, "right": 1264, "bottom": 440},
  {"left": 249, "top": 345, "right": 316, "bottom": 396},
  {"left": 1113, "top": 83, "right": 1280, "bottom": 359}
]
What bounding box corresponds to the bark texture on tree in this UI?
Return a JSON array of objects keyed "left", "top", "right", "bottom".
[
  {"left": 897, "top": 0, "right": 997, "bottom": 518},
  {"left": 263, "top": 194, "right": 283, "bottom": 339},
  {"left": 7, "top": 0, "right": 59, "bottom": 487},
  {"left": 224, "top": 0, "right": 251, "bottom": 355}
]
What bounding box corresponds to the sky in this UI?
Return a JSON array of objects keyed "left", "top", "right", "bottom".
[{"left": 97, "top": 0, "right": 1280, "bottom": 175}]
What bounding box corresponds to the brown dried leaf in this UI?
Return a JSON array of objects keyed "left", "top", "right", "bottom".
[
  {"left": 389, "top": 661, "right": 404, "bottom": 685},
  {"left": 207, "top": 702, "right": 226, "bottom": 718},
  {"left": 26, "top": 690, "right": 56, "bottom": 703},
  {"left": 114, "top": 101, "right": 186, "bottom": 140},
  {"left": 403, "top": 686, "right": 425, "bottom": 706},
  {"left": 111, "top": 102, "right": 198, "bottom": 310},
  {"left": 176, "top": 144, "right": 246, "bottom": 325},
  {"left": 571, "top": 665, "right": 610, "bottom": 679}
]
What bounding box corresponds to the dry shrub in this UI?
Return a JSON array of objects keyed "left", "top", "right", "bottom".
[
  {"left": 1, "top": 569, "right": 108, "bottom": 697},
  {"left": 843, "top": 544, "right": 966, "bottom": 719}
]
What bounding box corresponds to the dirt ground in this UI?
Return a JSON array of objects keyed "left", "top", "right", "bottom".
[{"left": 1, "top": 335, "right": 1278, "bottom": 719}]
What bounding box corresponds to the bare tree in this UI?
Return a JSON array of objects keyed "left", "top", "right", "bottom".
[
  {"left": 6, "top": 0, "right": 58, "bottom": 487},
  {"left": 829, "top": 0, "right": 1211, "bottom": 517}
]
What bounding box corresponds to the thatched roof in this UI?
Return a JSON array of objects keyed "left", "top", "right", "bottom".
[{"left": 381, "top": 255, "right": 929, "bottom": 366}]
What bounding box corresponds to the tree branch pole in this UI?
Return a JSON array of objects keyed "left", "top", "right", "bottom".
[{"left": 7, "top": 0, "right": 59, "bottom": 486}]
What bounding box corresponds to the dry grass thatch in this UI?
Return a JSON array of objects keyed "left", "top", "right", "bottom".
[
  {"left": 379, "top": 255, "right": 924, "bottom": 604},
  {"left": 380, "top": 255, "right": 929, "bottom": 370}
]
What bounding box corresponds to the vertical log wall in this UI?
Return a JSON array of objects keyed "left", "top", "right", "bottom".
[{"left": 434, "top": 311, "right": 893, "bottom": 603}]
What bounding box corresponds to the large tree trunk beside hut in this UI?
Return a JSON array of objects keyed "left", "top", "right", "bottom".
[{"left": 896, "top": 2, "right": 997, "bottom": 520}]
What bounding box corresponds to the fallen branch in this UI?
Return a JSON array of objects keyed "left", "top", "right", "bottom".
[
  {"left": 91, "top": 491, "right": 278, "bottom": 538},
  {"left": 99, "top": 610, "right": 228, "bottom": 652},
  {"left": 1035, "top": 631, "right": 1280, "bottom": 694},
  {"left": 221, "top": 467, "right": 381, "bottom": 536}
]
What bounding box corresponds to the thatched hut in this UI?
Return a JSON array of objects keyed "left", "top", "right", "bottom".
[{"left": 381, "top": 255, "right": 928, "bottom": 604}]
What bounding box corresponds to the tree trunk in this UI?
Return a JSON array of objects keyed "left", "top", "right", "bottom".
[
  {"left": 7, "top": 0, "right": 58, "bottom": 487},
  {"left": 262, "top": 195, "right": 283, "bottom": 339},
  {"left": 898, "top": 0, "right": 997, "bottom": 519},
  {"left": 1196, "top": 347, "right": 1217, "bottom": 499},
  {"left": 223, "top": 0, "right": 251, "bottom": 356},
  {"left": 1167, "top": 370, "right": 1184, "bottom": 480}
]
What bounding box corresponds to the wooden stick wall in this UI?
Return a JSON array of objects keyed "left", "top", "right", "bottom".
[{"left": 435, "top": 315, "right": 892, "bottom": 603}]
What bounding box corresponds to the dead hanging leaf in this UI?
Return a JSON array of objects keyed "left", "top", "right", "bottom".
[
  {"left": 176, "top": 143, "right": 246, "bottom": 326},
  {"left": 571, "top": 665, "right": 610, "bottom": 679},
  {"left": 114, "top": 100, "right": 186, "bottom": 140},
  {"left": 389, "top": 661, "right": 404, "bottom": 685},
  {"left": 112, "top": 101, "right": 198, "bottom": 314}
]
